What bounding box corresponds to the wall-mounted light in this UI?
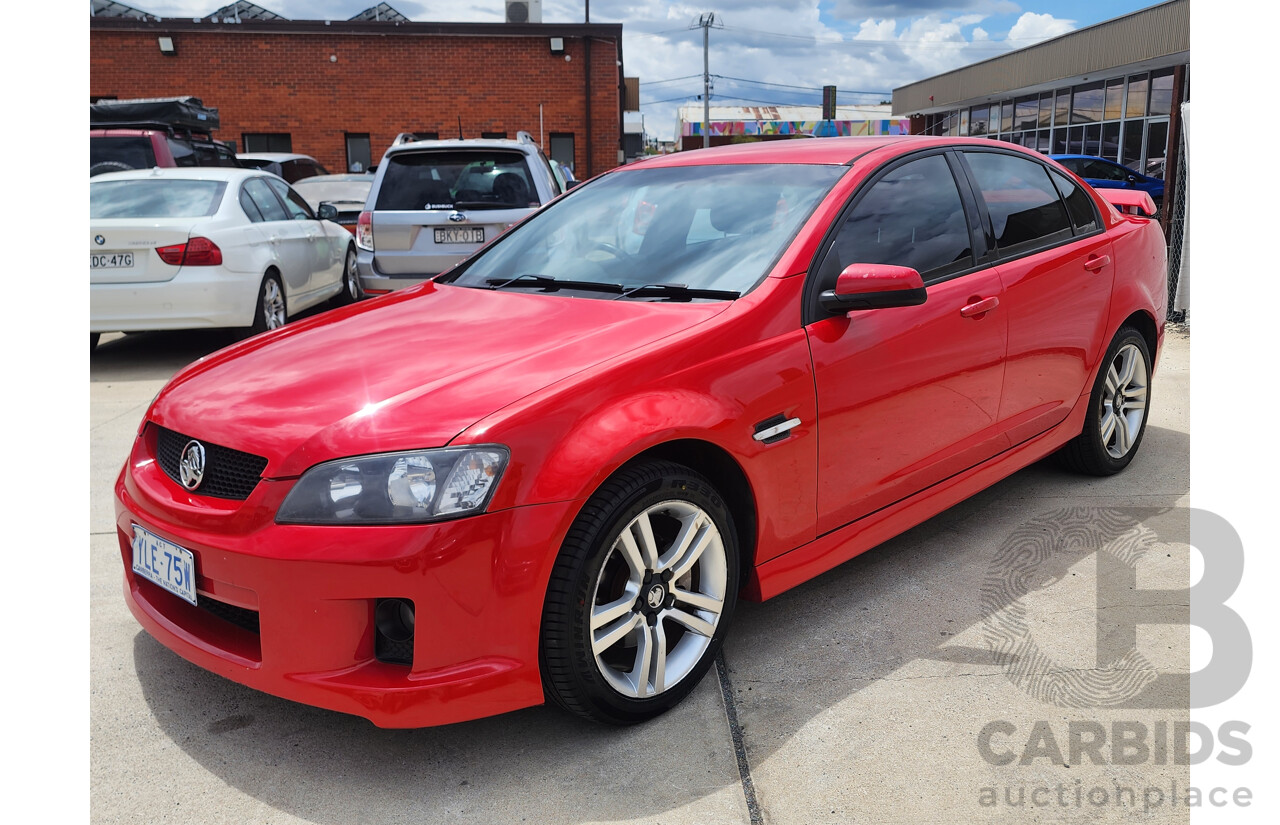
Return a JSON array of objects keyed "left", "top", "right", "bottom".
[
  {"left": 158, "top": 36, "right": 176, "bottom": 56},
  {"left": 549, "top": 37, "right": 564, "bottom": 54}
]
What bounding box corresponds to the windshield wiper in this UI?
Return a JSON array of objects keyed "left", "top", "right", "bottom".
[
  {"left": 485, "top": 274, "right": 624, "bottom": 294},
  {"left": 614, "top": 283, "right": 740, "bottom": 301}
]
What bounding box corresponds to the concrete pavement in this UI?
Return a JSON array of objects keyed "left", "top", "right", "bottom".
[{"left": 90, "top": 324, "right": 1191, "bottom": 824}]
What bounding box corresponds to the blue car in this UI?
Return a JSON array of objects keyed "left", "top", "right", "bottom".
[{"left": 1051, "top": 154, "right": 1165, "bottom": 206}]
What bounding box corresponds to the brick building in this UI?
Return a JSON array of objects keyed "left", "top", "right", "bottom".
[{"left": 89, "top": 7, "right": 625, "bottom": 179}]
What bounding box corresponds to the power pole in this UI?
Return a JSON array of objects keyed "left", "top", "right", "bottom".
[{"left": 699, "top": 12, "right": 716, "bottom": 149}]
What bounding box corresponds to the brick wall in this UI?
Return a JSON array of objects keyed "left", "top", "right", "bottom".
[{"left": 90, "top": 24, "right": 622, "bottom": 178}]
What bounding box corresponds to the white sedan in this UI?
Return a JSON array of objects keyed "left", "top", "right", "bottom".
[{"left": 90, "top": 167, "right": 360, "bottom": 348}]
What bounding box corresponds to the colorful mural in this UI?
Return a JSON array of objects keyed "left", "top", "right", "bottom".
[{"left": 682, "top": 119, "right": 911, "bottom": 137}]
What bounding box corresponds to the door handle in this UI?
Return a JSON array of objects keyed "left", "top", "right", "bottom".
[
  {"left": 960, "top": 296, "right": 999, "bottom": 318},
  {"left": 1084, "top": 254, "right": 1111, "bottom": 272}
]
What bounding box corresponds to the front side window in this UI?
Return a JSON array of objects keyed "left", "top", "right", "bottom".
[
  {"left": 963, "top": 151, "right": 1073, "bottom": 254},
  {"left": 265, "top": 177, "right": 314, "bottom": 220},
  {"left": 443, "top": 163, "right": 844, "bottom": 298},
  {"left": 91, "top": 179, "right": 226, "bottom": 219},
  {"left": 815, "top": 153, "right": 973, "bottom": 289}
]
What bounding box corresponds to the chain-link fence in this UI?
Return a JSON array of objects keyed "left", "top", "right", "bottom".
[{"left": 1164, "top": 103, "right": 1189, "bottom": 324}]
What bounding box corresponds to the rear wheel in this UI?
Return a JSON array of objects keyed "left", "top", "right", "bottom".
[
  {"left": 1057, "top": 326, "right": 1152, "bottom": 475},
  {"left": 335, "top": 246, "right": 361, "bottom": 306},
  {"left": 90, "top": 161, "right": 133, "bottom": 176},
  {"left": 540, "top": 460, "right": 739, "bottom": 725},
  {"left": 90, "top": 333, "right": 100, "bottom": 351},
  {"left": 250, "top": 273, "right": 287, "bottom": 335}
]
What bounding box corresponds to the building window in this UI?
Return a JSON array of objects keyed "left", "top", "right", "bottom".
[
  {"left": 481, "top": 131, "right": 508, "bottom": 139},
  {"left": 1125, "top": 74, "right": 1148, "bottom": 119},
  {"left": 243, "top": 133, "right": 292, "bottom": 152},
  {"left": 1148, "top": 69, "right": 1175, "bottom": 117},
  {"left": 345, "top": 133, "right": 371, "bottom": 173},
  {"left": 549, "top": 133, "right": 576, "bottom": 172},
  {"left": 1070, "top": 82, "right": 1104, "bottom": 125}
]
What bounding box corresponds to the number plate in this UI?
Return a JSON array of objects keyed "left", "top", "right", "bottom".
[
  {"left": 131, "top": 525, "right": 197, "bottom": 605},
  {"left": 91, "top": 252, "right": 135, "bottom": 269},
  {"left": 433, "top": 227, "right": 484, "bottom": 245}
]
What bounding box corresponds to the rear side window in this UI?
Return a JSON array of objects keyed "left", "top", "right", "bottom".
[
  {"left": 1049, "top": 170, "right": 1100, "bottom": 234},
  {"left": 90, "top": 179, "right": 227, "bottom": 218},
  {"left": 816, "top": 153, "right": 973, "bottom": 287},
  {"left": 242, "top": 177, "right": 290, "bottom": 221},
  {"left": 375, "top": 150, "right": 539, "bottom": 210},
  {"left": 964, "top": 152, "right": 1073, "bottom": 254},
  {"left": 90, "top": 136, "right": 156, "bottom": 172},
  {"left": 168, "top": 138, "right": 198, "bottom": 168}
]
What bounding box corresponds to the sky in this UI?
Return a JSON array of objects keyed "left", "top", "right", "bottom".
[{"left": 126, "top": 0, "right": 1160, "bottom": 141}]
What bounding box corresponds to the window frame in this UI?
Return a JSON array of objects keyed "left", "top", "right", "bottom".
[{"left": 802, "top": 147, "right": 990, "bottom": 324}]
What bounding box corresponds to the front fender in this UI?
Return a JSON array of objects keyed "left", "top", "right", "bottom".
[{"left": 456, "top": 294, "right": 819, "bottom": 565}]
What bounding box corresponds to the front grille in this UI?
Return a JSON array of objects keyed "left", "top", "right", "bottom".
[
  {"left": 154, "top": 425, "right": 269, "bottom": 500},
  {"left": 199, "top": 596, "right": 261, "bottom": 635}
]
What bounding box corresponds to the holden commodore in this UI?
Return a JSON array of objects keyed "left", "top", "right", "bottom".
[{"left": 114, "top": 136, "right": 1167, "bottom": 728}]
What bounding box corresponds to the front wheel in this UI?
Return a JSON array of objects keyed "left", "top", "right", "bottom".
[
  {"left": 540, "top": 461, "right": 739, "bottom": 725},
  {"left": 1057, "top": 326, "right": 1152, "bottom": 475},
  {"left": 250, "top": 273, "right": 287, "bottom": 335}
]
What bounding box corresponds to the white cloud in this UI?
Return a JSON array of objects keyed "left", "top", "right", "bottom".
[{"left": 1007, "top": 11, "right": 1076, "bottom": 44}]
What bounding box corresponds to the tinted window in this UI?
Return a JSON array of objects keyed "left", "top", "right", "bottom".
[
  {"left": 817, "top": 154, "right": 973, "bottom": 287},
  {"left": 90, "top": 179, "right": 226, "bottom": 219},
  {"left": 1080, "top": 159, "right": 1129, "bottom": 181},
  {"left": 243, "top": 177, "right": 290, "bottom": 221},
  {"left": 168, "top": 138, "right": 198, "bottom": 168},
  {"left": 265, "top": 177, "right": 314, "bottom": 219},
  {"left": 1049, "top": 171, "right": 1099, "bottom": 234},
  {"left": 964, "top": 152, "right": 1073, "bottom": 252},
  {"left": 375, "top": 151, "right": 540, "bottom": 210},
  {"left": 90, "top": 136, "right": 156, "bottom": 172}
]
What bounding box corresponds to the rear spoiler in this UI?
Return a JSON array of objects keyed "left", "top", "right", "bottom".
[{"left": 1099, "top": 189, "right": 1157, "bottom": 218}]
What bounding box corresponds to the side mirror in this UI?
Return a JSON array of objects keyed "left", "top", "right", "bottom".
[
  {"left": 819, "top": 264, "right": 927, "bottom": 314},
  {"left": 317, "top": 203, "right": 339, "bottom": 221}
]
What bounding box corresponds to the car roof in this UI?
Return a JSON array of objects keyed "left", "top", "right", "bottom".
[
  {"left": 630, "top": 136, "right": 1031, "bottom": 168},
  {"left": 237, "top": 152, "right": 316, "bottom": 162},
  {"left": 384, "top": 138, "right": 540, "bottom": 157},
  {"left": 292, "top": 173, "right": 373, "bottom": 184},
  {"left": 88, "top": 167, "right": 277, "bottom": 183}
]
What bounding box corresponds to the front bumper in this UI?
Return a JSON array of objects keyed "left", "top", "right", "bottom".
[{"left": 115, "top": 431, "right": 580, "bottom": 728}]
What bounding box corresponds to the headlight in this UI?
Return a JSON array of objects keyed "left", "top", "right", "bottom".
[{"left": 277, "top": 446, "right": 510, "bottom": 525}]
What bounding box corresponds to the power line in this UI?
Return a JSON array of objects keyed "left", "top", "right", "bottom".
[
  {"left": 714, "top": 74, "right": 888, "bottom": 97},
  {"left": 642, "top": 74, "right": 703, "bottom": 86}
]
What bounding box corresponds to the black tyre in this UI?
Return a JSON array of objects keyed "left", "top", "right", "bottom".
[
  {"left": 334, "top": 245, "right": 361, "bottom": 306},
  {"left": 90, "top": 333, "right": 100, "bottom": 351},
  {"left": 540, "top": 460, "right": 739, "bottom": 725},
  {"left": 1057, "top": 326, "right": 1152, "bottom": 475},
  {"left": 250, "top": 273, "right": 287, "bottom": 335}
]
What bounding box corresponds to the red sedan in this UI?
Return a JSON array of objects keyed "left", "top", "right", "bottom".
[{"left": 114, "top": 136, "right": 1167, "bottom": 728}]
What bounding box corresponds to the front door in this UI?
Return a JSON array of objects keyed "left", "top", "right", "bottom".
[{"left": 806, "top": 152, "right": 1010, "bottom": 535}]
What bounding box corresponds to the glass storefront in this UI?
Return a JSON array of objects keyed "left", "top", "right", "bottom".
[{"left": 919, "top": 67, "right": 1183, "bottom": 172}]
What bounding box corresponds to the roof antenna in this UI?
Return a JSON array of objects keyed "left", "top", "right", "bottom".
[{"left": 458, "top": 116, "right": 463, "bottom": 140}]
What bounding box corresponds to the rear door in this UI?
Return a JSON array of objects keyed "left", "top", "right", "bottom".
[
  {"left": 370, "top": 149, "right": 539, "bottom": 277},
  {"left": 241, "top": 176, "right": 313, "bottom": 297},
  {"left": 958, "top": 149, "right": 1115, "bottom": 445},
  {"left": 805, "top": 151, "right": 1009, "bottom": 534}
]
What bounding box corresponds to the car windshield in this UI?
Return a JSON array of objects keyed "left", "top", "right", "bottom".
[
  {"left": 375, "top": 150, "right": 540, "bottom": 210},
  {"left": 292, "top": 179, "right": 373, "bottom": 209},
  {"left": 90, "top": 179, "right": 227, "bottom": 219},
  {"left": 444, "top": 163, "right": 845, "bottom": 298}
]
